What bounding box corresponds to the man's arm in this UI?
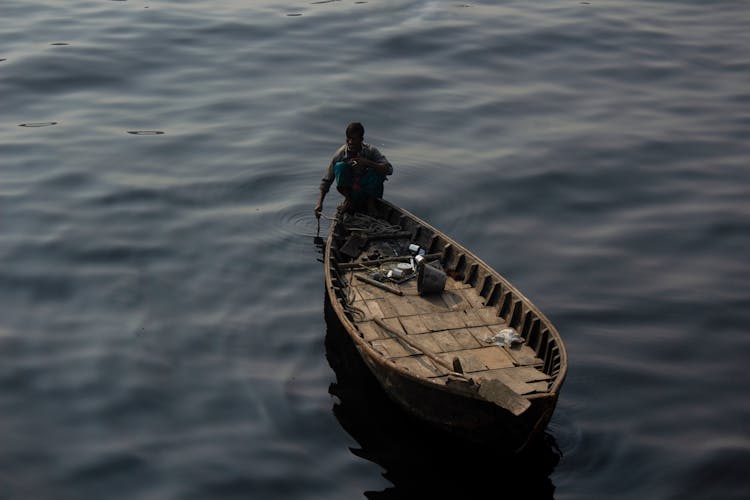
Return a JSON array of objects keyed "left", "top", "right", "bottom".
[
  {"left": 314, "top": 149, "right": 345, "bottom": 218},
  {"left": 315, "top": 162, "right": 333, "bottom": 218},
  {"left": 359, "top": 145, "right": 392, "bottom": 176}
]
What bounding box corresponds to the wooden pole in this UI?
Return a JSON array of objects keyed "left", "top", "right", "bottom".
[
  {"left": 355, "top": 275, "right": 403, "bottom": 296},
  {"left": 339, "top": 253, "right": 442, "bottom": 269}
]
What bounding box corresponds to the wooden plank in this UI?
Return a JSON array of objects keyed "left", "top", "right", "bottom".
[
  {"left": 398, "top": 279, "right": 419, "bottom": 296},
  {"left": 365, "top": 299, "right": 385, "bottom": 320},
  {"left": 431, "top": 331, "right": 464, "bottom": 352},
  {"left": 355, "top": 282, "right": 386, "bottom": 300},
  {"left": 476, "top": 379, "right": 531, "bottom": 416},
  {"left": 470, "top": 346, "right": 516, "bottom": 370},
  {"left": 388, "top": 295, "right": 445, "bottom": 316},
  {"left": 375, "top": 298, "right": 398, "bottom": 319},
  {"left": 419, "top": 311, "right": 466, "bottom": 332},
  {"left": 371, "top": 338, "right": 417, "bottom": 358},
  {"left": 437, "top": 351, "right": 486, "bottom": 373},
  {"left": 401, "top": 280, "right": 460, "bottom": 311},
  {"left": 388, "top": 295, "right": 421, "bottom": 316},
  {"left": 466, "top": 326, "right": 496, "bottom": 344},
  {"left": 480, "top": 372, "right": 535, "bottom": 395},
  {"left": 409, "top": 333, "right": 445, "bottom": 354},
  {"left": 369, "top": 340, "right": 389, "bottom": 357},
  {"left": 449, "top": 328, "right": 482, "bottom": 350},
  {"left": 454, "top": 287, "right": 486, "bottom": 307},
  {"left": 444, "top": 276, "right": 472, "bottom": 290},
  {"left": 380, "top": 317, "right": 406, "bottom": 335},
  {"left": 357, "top": 321, "right": 385, "bottom": 341},
  {"left": 460, "top": 309, "right": 488, "bottom": 328},
  {"left": 437, "top": 346, "right": 515, "bottom": 372},
  {"left": 508, "top": 366, "right": 552, "bottom": 382},
  {"left": 481, "top": 367, "right": 551, "bottom": 395},
  {"left": 420, "top": 294, "right": 452, "bottom": 312},
  {"left": 474, "top": 307, "right": 506, "bottom": 325},
  {"left": 504, "top": 344, "right": 543, "bottom": 366},
  {"left": 392, "top": 355, "right": 446, "bottom": 378},
  {"left": 441, "top": 290, "right": 468, "bottom": 310},
  {"left": 398, "top": 315, "right": 431, "bottom": 335},
  {"left": 415, "top": 295, "right": 449, "bottom": 314}
]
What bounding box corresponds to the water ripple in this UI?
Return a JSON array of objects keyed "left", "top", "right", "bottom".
[{"left": 2, "top": 0, "right": 750, "bottom": 498}]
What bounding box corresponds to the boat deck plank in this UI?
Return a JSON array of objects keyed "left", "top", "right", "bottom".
[
  {"left": 454, "top": 287, "right": 487, "bottom": 308},
  {"left": 371, "top": 338, "right": 418, "bottom": 358},
  {"left": 398, "top": 315, "right": 431, "bottom": 335},
  {"left": 448, "top": 328, "right": 483, "bottom": 350},
  {"left": 480, "top": 366, "right": 551, "bottom": 395},
  {"left": 474, "top": 307, "right": 506, "bottom": 325},
  {"left": 466, "top": 325, "right": 495, "bottom": 344},
  {"left": 426, "top": 330, "right": 465, "bottom": 352},
  {"left": 504, "top": 344, "right": 543, "bottom": 366},
  {"left": 419, "top": 311, "right": 467, "bottom": 332},
  {"left": 391, "top": 355, "right": 445, "bottom": 378},
  {"left": 357, "top": 321, "right": 384, "bottom": 341},
  {"left": 437, "top": 346, "right": 516, "bottom": 372},
  {"left": 408, "top": 332, "right": 445, "bottom": 355},
  {"left": 441, "top": 290, "right": 469, "bottom": 310}
]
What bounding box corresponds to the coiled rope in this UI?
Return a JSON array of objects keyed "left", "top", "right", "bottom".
[
  {"left": 341, "top": 212, "right": 402, "bottom": 235},
  {"left": 320, "top": 210, "right": 402, "bottom": 322}
]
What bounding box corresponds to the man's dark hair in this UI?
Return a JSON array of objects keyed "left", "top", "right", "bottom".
[{"left": 346, "top": 122, "right": 365, "bottom": 138}]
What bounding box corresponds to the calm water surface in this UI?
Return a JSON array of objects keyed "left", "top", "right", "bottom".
[{"left": 1, "top": 1, "right": 749, "bottom": 498}]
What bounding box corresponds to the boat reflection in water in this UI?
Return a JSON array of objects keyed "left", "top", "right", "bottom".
[{"left": 324, "top": 297, "right": 561, "bottom": 499}]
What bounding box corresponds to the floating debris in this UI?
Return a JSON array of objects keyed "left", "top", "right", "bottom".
[
  {"left": 19, "top": 122, "right": 58, "bottom": 128},
  {"left": 127, "top": 130, "right": 165, "bottom": 135}
]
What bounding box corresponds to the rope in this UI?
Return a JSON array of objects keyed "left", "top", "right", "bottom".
[
  {"left": 342, "top": 212, "right": 402, "bottom": 235},
  {"left": 343, "top": 268, "right": 366, "bottom": 321}
]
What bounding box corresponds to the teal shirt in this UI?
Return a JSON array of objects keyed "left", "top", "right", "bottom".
[{"left": 319, "top": 143, "right": 392, "bottom": 194}]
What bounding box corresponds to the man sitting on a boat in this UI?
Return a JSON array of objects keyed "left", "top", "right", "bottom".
[{"left": 314, "top": 122, "right": 393, "bottom": 217}]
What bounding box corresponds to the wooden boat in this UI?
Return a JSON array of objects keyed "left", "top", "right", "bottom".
[{"left": 323, "top": 199, "right": 567, "bottom": 452}]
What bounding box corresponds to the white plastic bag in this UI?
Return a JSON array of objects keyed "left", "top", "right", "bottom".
[{"left": 485, "top": 328, "right": 525, "bottom": 347}]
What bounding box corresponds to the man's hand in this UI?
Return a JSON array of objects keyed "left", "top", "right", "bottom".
[
  {"left": 356, "top": 157, "right": 388, "bottom": 175},
  {"left": 314, "top": 201, "right": 323, "bottom": 219}
]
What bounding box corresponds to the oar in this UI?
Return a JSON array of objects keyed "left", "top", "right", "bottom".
[
  {"left": 355, "top": 274, "right": 403, "bottom": 296},
  {"left": 372, "top": 318, "right": 531, "bottom": 416}
]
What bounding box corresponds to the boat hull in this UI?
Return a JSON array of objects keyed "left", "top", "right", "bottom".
[
  {"left": 324, "top": 199, "right": 567, "bottom": 452},
  {"left": 357, "top": 343, "right": 558, "bottom": 450}
]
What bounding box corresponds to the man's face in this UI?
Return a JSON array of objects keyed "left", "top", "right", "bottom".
[{"left": 346, "top": 134, "right": 363, "bottom": 154}]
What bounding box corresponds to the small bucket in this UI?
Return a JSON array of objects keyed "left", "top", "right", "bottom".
[{"left": 417, "top": 261, "right": 447, "bottom": 295}]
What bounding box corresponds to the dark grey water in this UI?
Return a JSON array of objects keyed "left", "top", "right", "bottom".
[{"left": 1, "top": 1, "right": 749, "bottom": 498}]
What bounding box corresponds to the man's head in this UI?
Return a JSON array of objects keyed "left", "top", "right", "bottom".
[{"left": 345, "top": 122, "right": 365, "bottom": 152}]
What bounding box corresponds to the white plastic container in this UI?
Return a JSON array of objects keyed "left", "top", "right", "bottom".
[{"left": 387, "top": 268, "right": 404, "bottom": 279}]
